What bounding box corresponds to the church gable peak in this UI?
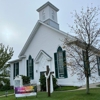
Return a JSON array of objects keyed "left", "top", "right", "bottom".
[{"left": 35, "top": 50, "right": 52, "bottom": 64}]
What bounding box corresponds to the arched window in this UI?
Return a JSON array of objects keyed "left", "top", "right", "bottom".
[
  {"left": 26, "top": 55, "right": 34, "bottom": 79},
  {"left": 54, "top": 46, "right": 68, "bottom": 78}
]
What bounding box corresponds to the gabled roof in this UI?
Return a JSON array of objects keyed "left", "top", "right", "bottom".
[
  {"left": 8, "top": 55, "right": 26, "bottom": 63},
  {"left": 8, "top": 58, "right": 22, "bottom": 63},
  {"left": 68, "top": 38, "right": 100, "bottom": 54},
  {"left": 37, "top": 1, "right": 59, "bottom": 12},
  {"left": 19, "top": 20, "right": 76, "bottom": 57},
  {"left": 35, "top": 50, "right": 52, "bottom": 64}
]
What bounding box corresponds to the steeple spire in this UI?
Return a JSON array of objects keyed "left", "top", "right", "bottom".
[{"left": 37, "top": 2, "right": 59, "bottom": 29}]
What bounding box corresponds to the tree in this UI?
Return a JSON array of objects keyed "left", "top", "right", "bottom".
[
  {"left": 0, "top": 43, "right": 14, "bottom": 86},
  {"left": 63, "top": 6, "right": 100, "bottom": 94}
]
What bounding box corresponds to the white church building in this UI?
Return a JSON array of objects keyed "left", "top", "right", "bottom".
[{"left": 9, "top": 2, "right": 100, "bottom": 88}]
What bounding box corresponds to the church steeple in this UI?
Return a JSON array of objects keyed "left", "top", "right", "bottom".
[{"left": 37, "top": 2, "right": 59, "bottom": 29}]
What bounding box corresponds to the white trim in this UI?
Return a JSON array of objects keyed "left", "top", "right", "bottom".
[
  {"left": 37, "top": 1, "right": 59, "bottom": 12},
  {"left": 8, "top": 59, "right": 21, "bottom": 63},
  {"left": 18, "top": 21, "right": 41, "bottom": 57},
  {"left": 8, "top": 55, "right": 26, "bottom": 63},
  {"left": 35, "top": 50, "right": 52, "bottom": 64},
  {"left": 18, "top": 20, "right": 76, "bottom": 57}
]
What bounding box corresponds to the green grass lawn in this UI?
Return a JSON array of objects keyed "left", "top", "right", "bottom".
[
  {"left": 55, "top": 86, "right": 79, "bottom": 91},
  {"left": 0, "top": 89, "right": 14, "bottom": 96},
  {"left": 0, "top": 88, "right": 100, "bottom": 100}
]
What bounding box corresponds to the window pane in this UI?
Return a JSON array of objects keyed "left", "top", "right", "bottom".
[
  {"left": 59, "top": 68, "right": 64, "bottom": 73},
  {"left": 28, "top": 60, "right": 32, "bottom": 66},
  {"left": 59, "top": 74, "right": 64, "bottom": 77},
  {"left": 15, "top": 62, "right": 19, "bottom": 76},
  {"left": 28, "top": 59, "right": 32, "bottom": 77},
  {"left": 57, "top": 51, "right": 64, "bottom": 77},
  {"left": 27, "top": 58, "right": 33, "bottom": 79}
]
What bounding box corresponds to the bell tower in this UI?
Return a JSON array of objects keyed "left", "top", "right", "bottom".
[{"left": 37, "top": 2, "right": 59, "bottom": 29}]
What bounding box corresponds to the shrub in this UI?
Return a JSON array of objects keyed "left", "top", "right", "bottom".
[
  {"left": 39, "top": 74, "right": 46, "bottom": 91},
  {"left": 52, "top": 75, "right": 58, "bottom": 90},
  {"left": 0, "top": 82, "right": 3, "bottom": 86},
  {"left": 20, "top": 75, "right": 30, "bottom": 85},
  {"left": 39, "top": 74, "right": 57, "bottom": 91},
  {"left": 1, "top": 84, "right": 11, "bottom": 91},
  {"left": 3, "top": 78, "right": 10, "bottom": 85},
  {"left": 0, "top": 78, "right": 10, "bottom": 91}
]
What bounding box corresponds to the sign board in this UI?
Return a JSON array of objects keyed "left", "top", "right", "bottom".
[
  {"left": 14, "top": 80, "right": 20, "bottom": 87},
  {"left": 14, "top": 85, "right": 37, "bottom": 97},
  {"left": 14, "top": 75, "right": 23, "bottom": 88}
]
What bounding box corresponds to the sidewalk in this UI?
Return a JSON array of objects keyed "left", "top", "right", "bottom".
[
  {"left": 56, "top": 83, "right": 100, "bottom": 92},
  {"left": 81, "top": 82, "right": 100, "bottom": 88},
  {"left": 0, "top": 93, "right": 14, "bottom": 97}
]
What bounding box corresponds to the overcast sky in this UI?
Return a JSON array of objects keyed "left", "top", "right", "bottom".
[{"left": 0, "top": 0, "right": 100, "bottom": 60}]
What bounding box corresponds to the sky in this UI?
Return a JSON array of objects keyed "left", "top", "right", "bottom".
[{"left": 0, "top": 0, "right": 100, "bottom": 60}]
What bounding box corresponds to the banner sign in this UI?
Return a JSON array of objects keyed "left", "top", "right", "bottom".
[{"left": 14, "top": 86, "right": 37, "bottom": 97}]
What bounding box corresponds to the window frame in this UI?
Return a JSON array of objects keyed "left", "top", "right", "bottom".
[
  {"left": 13, "top": 62, "right": 19, "bottom": 79},
  {"left": 54, "top": 46, "right": 68, "bottom": 78},
  {"left": 27, "top": 55, "right": 34, "bottom": 79},
  {"left": 57, "top": 50, "right": 64, "bottom": 78}
]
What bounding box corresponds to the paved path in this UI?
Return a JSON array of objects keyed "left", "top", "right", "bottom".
[
  {"left": 0, "top": 93, "right": 14, "bottom": 97},
  {"left": 81, "top": 82, "right": 100, "bottom": 88}
]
